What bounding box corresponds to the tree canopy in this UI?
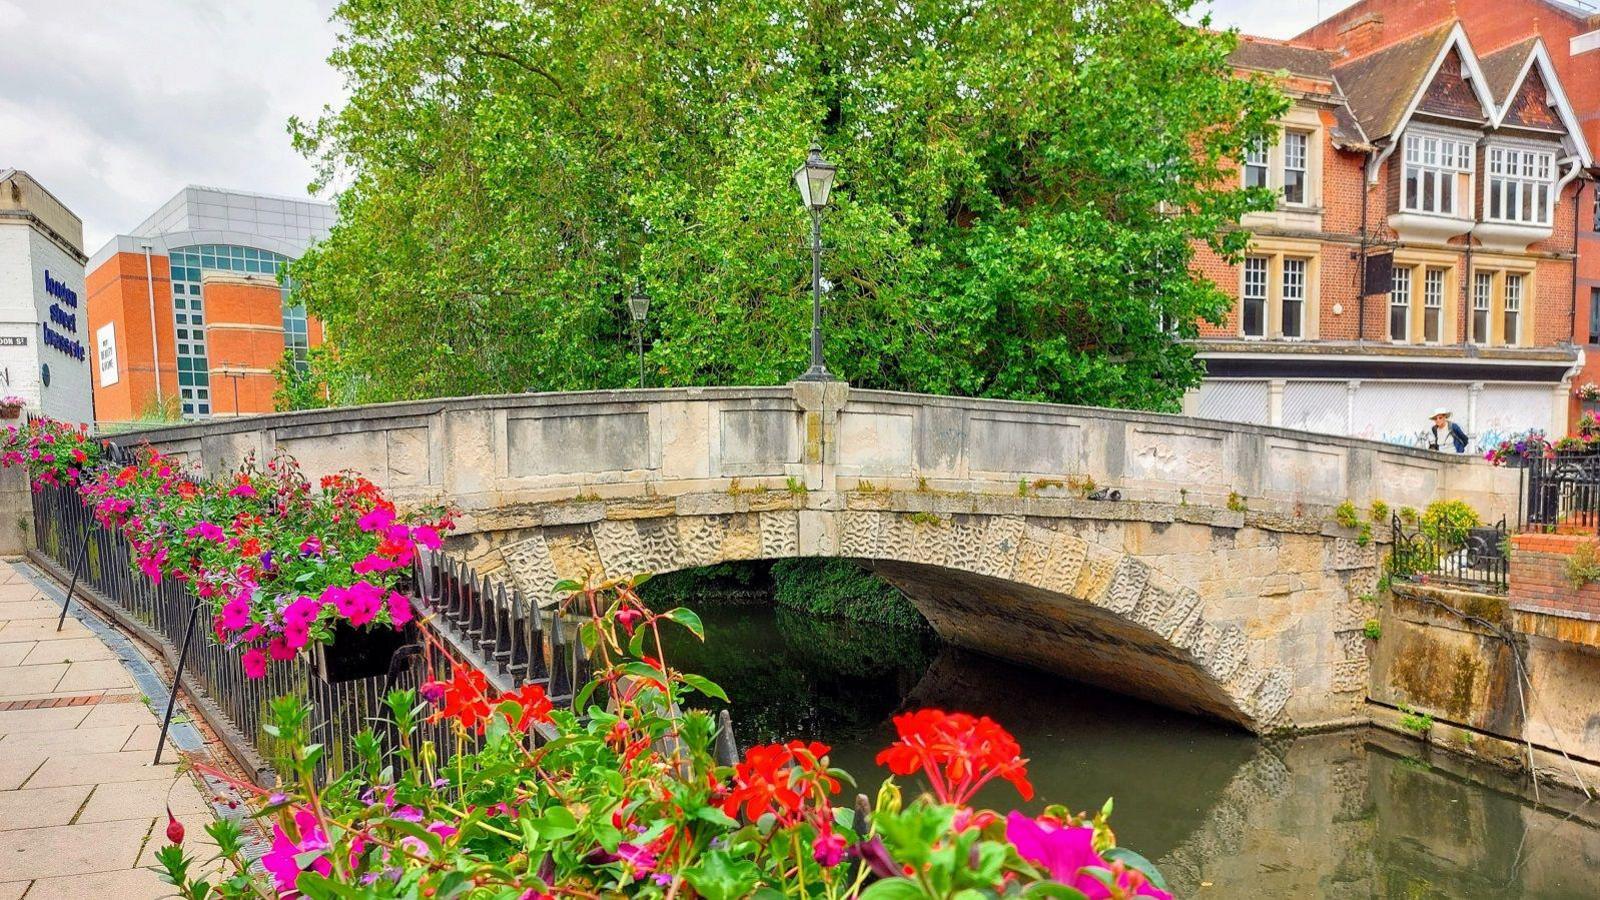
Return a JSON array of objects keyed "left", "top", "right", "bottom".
[{"left": 289, "top": 0, "right": 1284, "bottom": 410}]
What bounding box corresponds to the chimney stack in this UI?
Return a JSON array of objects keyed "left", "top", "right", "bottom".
[{"left": 1340, "top": 13, "right": 1386, "bottom": 57}]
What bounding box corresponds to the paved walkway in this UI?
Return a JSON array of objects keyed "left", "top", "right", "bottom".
[{"left": 0, "top": 559, "right": 213, "bottom": 898}]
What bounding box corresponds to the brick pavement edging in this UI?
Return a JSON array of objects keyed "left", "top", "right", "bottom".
[{"left": 0, "top": 693, "right": 140, "bottom": 712}]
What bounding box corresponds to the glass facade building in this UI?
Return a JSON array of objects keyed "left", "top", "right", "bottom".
[{"left": 167, "top": 244, "right": 308, "bottom": 416}]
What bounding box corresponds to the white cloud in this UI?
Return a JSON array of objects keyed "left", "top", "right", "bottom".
[
  {"left": 0, "top": 0, "right": 344, "bottom": 254},
  {"left": 1188, "top": 0, "right": 1360, "bottom": 39}
]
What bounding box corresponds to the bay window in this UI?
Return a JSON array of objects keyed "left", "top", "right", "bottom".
[
  {"left": 1487, "top": 147, "right": 1554, "bottom": 226},
  {"left": 1390, "top": 267, "right": 1411, "bottom": 342},
  {"left": 1403, "top": 133, "right": 1474, "bottom": 217},
  {"left": 1242, "top": 256, "right": 1268, "bottom": 337}
]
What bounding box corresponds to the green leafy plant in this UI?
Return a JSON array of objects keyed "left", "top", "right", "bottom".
[
  {"left": 154, "top": 581, "right": 1167, "bottom": 898},
  {"left": 1363, "top": 619, "right": 1382, "bottom": 641},
  {"left": 906, "top": 511, "right": 945, "bottom": 526},
  {"left": 1370, "top": 499, "right": 1389, "bottom": 524},
  {"left": 1226, "top": 491, "right": 1247, "bottom": 513},
  {"left": 1419, "top": 500, "right": 1482, "bottom": 548},
  {"left": 1565, "top": 541, "right": 1600, "bottom": 589},
  {"left": 1356, "top": 522, "right": 1373, "bottom": 547},
  {"left": 786, "top": 476, "right": 810, "bottom": 496},
  {"left": 1333, "top": 501, "right": 1359, "bottom": 529},
  {"left": 1398, "top": 703, "right": 1435, "bottom": 737},
  {"left": 1398, "top": 506, "right": 1419, "bottom": 525}
]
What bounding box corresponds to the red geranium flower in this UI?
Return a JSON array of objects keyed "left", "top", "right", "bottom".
[
  {"left": 430, "top": 666, "right": 493, "bottom": 733},
  {"left": 875, "top": 708, "right": 1032, "bottom": 805},
  {"left": 722, "top": 741, "right": 837, "bottom": 824}
]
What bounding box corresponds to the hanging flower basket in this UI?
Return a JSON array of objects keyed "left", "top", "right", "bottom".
[
  {"left": 0, "top": 396, "right": 25, "bottom": 420},
  {"left": 309, "top": 619, "right": 418, "bottom": 684}
]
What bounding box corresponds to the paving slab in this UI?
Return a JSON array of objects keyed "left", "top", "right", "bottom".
[
  {"left": 0, "top": 645, "right": 27, "bottom": 668},
  {"left": 76, "top": 777, "right": 211, "bottom": 825},
  {"left": 0, "top": 755, "right": 46, "bottom": 792},
  {"left": 78, "top": 700, "right": 156, "bottom": 729},
  {"left": 55, "top": 659, "right": 135, "bottom": 693},
  {"left": 0, "top": 664, "right": 64, "bottom": 697},
  {"left": 0, "top": 724, "right": 137, "bottom": 756},
  {"left": 0, "top": 785, "right": 91, "bottom": 832},
  {"left": 0, "top": 879, "right": 25, "bottom": 899},
  {"left": 19, "top": 636, "right": 116, "bottom": 665},
  {"left": 0, "top": 705, "right": 90, "bottom": 735},
  {"left": 23, "top": 867, "right": 176, "bottom": 900},
  {"left": 0, "top": 817, "right": 152, "bottom": 881},
  {"left": 23, "top": 749, "right": 181, "bottom": 789},
  {"left": 0, "top": 600, "right": 60, "bottom": 621},
  {"left": 0, "top": 618, "right": 90, "bottom": 643}
]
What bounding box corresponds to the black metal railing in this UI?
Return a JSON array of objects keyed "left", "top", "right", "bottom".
[
  {"left": 1521, "top": 452, "right": 1600, "bottom": 534},
  {"left": 28, "top": 467, "right": 591, "bottom": 782},
  {"left": 1388, "top": 514, "right": 1509, "bottom": 593}
]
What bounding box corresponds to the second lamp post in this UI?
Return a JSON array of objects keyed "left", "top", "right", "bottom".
[
  {"left": 793, "top": 145, "right": 837, "bottom": 382},
  {"left": 629, "top": 287, "right": 650, "bottom": 389}
]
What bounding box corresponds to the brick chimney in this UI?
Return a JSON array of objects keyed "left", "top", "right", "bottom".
[{"left": 1340, "top": 13, "right": 1386, "bottom": 57}]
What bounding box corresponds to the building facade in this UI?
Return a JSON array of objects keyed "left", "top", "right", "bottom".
[
  {"left": 0, "top": 170, "right": 93, "bottom": 425},
  {"left": 1190, "top": 12, "right": 1596, "bottom": 450},
  {"left": 85, "top": 186, "right": 332, "bottom": 423}
]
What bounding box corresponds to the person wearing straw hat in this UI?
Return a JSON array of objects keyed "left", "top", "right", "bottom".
[{"left": 1427, "top": 408, "right": 1468, "bottom": 453}]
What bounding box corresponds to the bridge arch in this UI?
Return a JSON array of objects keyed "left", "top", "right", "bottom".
[{"left": 493, "top": 506, "right": 1289, "bottom": 730}]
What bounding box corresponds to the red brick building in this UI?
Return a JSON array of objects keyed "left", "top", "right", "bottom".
[
  {"left": 1189, "top": 11, "right": 1596, "bottom": 450},
  {"left": 85, "top": 186, "right": 332, "bottom": 423}
]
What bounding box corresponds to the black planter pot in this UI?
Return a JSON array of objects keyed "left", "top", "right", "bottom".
[{"left": 310, "top": 619, "right": 417, "bottom": 684}]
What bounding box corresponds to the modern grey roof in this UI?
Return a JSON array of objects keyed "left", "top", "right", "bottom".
[{"left": 88, "top": 185, "right": 334, "bottom": 273}]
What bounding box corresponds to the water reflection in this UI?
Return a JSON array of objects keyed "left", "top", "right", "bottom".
[{"left": 660, "top": 601, "right": 1600, "bottom": 898}]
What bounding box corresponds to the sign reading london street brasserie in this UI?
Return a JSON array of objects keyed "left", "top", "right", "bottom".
[{"left": 41, "top": 270, "right": 85, "bottom": 361}]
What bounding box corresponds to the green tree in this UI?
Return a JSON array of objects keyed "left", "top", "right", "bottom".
[{"left": 291, "top": 0, "right": 1283, "bottom": 410}]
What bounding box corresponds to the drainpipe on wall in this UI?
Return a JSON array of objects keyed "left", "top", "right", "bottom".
[
  {"left": 1569, "top": 174, "right": 1585, "bottom": 348},
  {"left": 1357, "top": 149, "right": 1371, "bottom": 342},
  {"left": 140, "top": 242, "right": 163, "bottom": 407}
]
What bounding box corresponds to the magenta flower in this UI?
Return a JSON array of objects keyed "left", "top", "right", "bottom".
[
  {"left": 813, "top": 827, "right": 847, "bottom": 867},
  {"left": 413, "top": 525, "right": 442, "bottom": 551},
  {"left": 282, "top": 596, "right": 321, "bottom": 630},
  {"left": 387, "top": 591, "right": 414, "bottom": 626},
  {"left": 219, "top": 598, "right": 251, "bottom": 631},
  {"left": 352, "top": 553, "right": 400, "bottom": 575},
  {"left": 228, "top": 482, "right": 258, "bottom": 499},
  {"left": 1005, "top": 812, "right": 1169, "bottom": 900},
  {"left": 262, "top": 810, "right": 331, "bottom": 893},
  {"left": 266, "top": 635, "right": 296, "bottom": 662},
  {"left": 357, "top": 506, "right": 395, "bottom": 533},
  {"left": 184, "top": 521, "right": 224, "bottom": 542},
  {"left": 616, "top": 842, "right": 657, "bottom": 873},
  {"left": 241, "top": 647, "right": 268, "bottom": 680}
]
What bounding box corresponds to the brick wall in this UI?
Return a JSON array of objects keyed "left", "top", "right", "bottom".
[
  {"left": 85, "top": 250, "right": 178, "bottom": 423},
  {"left": 1509, "top": 532, "right": 1600, "bottom": 618}
]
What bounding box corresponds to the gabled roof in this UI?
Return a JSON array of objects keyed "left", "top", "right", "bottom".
[
  {"left": 1490, "top": 38, "right": 1594, "bottom": 163},
  {"left": 1331, "top": 21, "right": 1481, "bottom": 142},
  {"left": 1478, "top": 37, "right": 1540, "bottom": 105}
]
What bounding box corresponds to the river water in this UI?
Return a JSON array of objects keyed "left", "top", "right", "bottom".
[{"left": 660, "top": 601, "right": 1600, "bottom": 898}]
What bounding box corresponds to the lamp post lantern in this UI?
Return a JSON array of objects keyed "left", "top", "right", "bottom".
[
  {"left": 628, "top": 288, "right": 650, "bottom": 389},
  {"left": 793, "top": 145, "right": 837, "bottom": 382}
]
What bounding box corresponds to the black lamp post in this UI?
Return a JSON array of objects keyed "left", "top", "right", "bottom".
[
  {"left": 628, "top": 288, "right": 650, "bottom": 389},
  {"left": 793, "top": 145, "right": 837, "bottom": 381}
]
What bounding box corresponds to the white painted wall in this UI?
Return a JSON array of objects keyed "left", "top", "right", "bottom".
[{"left": 0, "top": 222, "right": 92, "bottom": 424}]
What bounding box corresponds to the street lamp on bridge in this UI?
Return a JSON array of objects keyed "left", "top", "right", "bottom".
[
  {"left": 628, "top": 287, "right": 650, "bottom": 389},
  {"left": 793, "top": 144, "right": 837, "bottom": 382}
]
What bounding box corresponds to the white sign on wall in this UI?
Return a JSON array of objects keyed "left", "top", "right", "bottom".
[{"left": 96, "top": 323, "right": 118, "bottom": 388}]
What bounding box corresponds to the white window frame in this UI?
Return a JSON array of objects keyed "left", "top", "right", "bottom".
[
  {"left": 1422, "top": 268, "right": 1445, "bottom": 344},
  {"left": 1390, "top": 267, "right": 1412, "bottom": 342},
  {"left": 1402, "top": 132, "right": 1475, "bottom": 218},
  {"left": 1504, "top": 273, "right": 1523, "bottom": 345},
  {"left": 1244, "top": 139, "right": 1269, "bottom": 191},
  {"left": 1282, "top": 132, "right": 1309, "bottom": 206},
  {"left": 1281, "top": 257, "right": 1307, "bottom": 339},
  {"left": 1472, "top": 271, "right": 1491, "bottom": 344},
  {"left": 1486, "top": 146, "right": 1555, "bottom": 226},
  {"left": 1241, "top": 256, "right": 1268, "bottom": 338}
]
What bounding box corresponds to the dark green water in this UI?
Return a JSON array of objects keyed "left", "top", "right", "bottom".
[{"left": 661, "top": 602, "right": 1600, "bottom": 898}]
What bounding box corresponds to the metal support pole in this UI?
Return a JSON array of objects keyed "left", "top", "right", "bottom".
[
  {"left": 56, "top": 522, "right": 91, "bottom": 631},
  {"left": 635, "top": 322, "right": 645, "bottom": 389},
  {"left": 798, "top": 209, "right": 831, "bottom": 381},
  {"left": 154, "top": 601, "right": 201, "bottom": 765}
]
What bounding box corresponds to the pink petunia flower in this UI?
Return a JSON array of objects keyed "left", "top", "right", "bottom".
[{"left": 1005, "top": 812, "right": 1170, "bottom": 900}]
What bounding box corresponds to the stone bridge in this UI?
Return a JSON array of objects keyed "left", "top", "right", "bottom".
[{"left": 117, "top": 383, "right": 1518, "bottom": 734}]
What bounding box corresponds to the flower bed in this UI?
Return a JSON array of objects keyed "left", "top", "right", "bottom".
[
  {"left": 156, "top": 580, "right": 1169, "bottom": 899},
  {"left": 1, "top": 419, "right": 453, "bottom": 680}
]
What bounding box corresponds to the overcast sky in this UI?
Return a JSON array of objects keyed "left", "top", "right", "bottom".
[{"left": 0, "top": 0, "right": 1357, "bottom": 255}]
